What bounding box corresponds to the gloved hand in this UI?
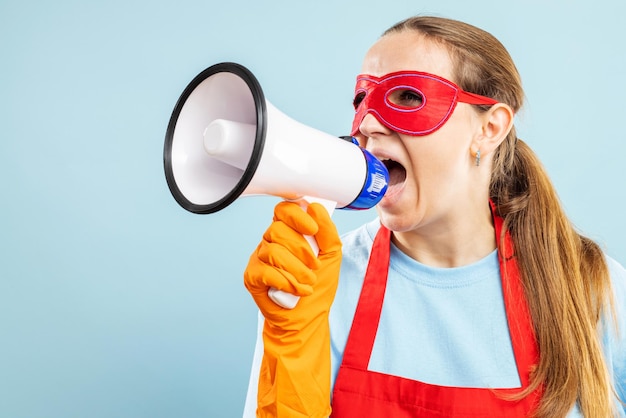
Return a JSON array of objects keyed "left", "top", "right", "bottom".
[{"left": 244, "top": 201, "right": 342, "bottom": 418}]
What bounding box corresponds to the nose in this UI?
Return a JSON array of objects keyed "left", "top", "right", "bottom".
[{"left": 357, "top": 113, "right": 392, "bottom": 140}]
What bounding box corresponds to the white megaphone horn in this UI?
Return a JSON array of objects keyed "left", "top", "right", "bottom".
[{"left": 163, "top": 62, "right": 389, "bottom": 308}]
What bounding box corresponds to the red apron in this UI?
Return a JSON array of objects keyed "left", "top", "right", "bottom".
[{"left": 331, "top": 210, "right": 543, "bottom": 417}]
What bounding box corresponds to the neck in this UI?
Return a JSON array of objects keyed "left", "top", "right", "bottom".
[{"left": 392, "top": 203, "right": 496, "bottom": 268}]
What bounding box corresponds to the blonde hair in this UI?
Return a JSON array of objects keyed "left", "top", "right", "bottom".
[{"left": 385, "top": 16, "right": 617, "bottom": 418}]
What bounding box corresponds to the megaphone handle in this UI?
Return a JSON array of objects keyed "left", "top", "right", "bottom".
[{"left": 267, "top": 197, "right": 336, "bottom": 309}]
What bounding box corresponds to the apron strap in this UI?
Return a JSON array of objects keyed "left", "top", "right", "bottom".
[
  {"left": 340, "top": 225, "right": 391, "bottom": 369},
  {"left": 491, "top": 204, "right": 539, "bottom": 388}
]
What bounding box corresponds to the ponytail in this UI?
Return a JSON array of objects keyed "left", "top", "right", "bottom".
[{"left": 491, "top": 135, "right": 615, "bottom": 418}]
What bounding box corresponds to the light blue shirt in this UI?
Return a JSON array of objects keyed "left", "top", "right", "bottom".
[{"left": 244, "top": 219, "right": 626, "bottom": 417}]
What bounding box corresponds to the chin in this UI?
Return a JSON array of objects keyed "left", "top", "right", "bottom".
[{"left": 376, "top": 210, "right": 413, "bottom": 233}]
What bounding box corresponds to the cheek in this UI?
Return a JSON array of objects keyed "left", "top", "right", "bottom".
[{"left": 404, "top": 132, "right": 470, "bottom": 183}]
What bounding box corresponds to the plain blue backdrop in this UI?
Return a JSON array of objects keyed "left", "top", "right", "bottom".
[{"left": 1, "top": 0, "right": 624, "bottom": 417}]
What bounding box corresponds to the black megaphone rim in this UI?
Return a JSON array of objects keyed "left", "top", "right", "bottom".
[{"left": 163, "top": 62, "right": 267, "bottom": 214}]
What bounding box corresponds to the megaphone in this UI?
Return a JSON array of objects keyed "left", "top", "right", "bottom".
[{"left": 163, "top": 62, "right": 388, "bottom": 308}]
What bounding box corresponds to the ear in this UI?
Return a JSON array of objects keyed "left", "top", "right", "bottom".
[{"left": 470, "top": 103, "right": 514, "bottom": 158}]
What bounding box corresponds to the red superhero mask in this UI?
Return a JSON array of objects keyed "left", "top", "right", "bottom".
[{"left": 351, "top": 71, "right": 499, "bottom": 136}]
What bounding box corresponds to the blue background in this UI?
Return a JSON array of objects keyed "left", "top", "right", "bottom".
[{"left": 1, "top": 1, "right": 624, "bottom": 417}]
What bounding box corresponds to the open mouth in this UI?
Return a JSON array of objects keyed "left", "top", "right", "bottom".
[{"left": 382, "top": 159, "right": 407, "bottom": 187}]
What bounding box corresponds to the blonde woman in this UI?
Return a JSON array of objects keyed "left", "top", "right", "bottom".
[{"left": 243, "top": 15, "right": 626, "bottom": 417}]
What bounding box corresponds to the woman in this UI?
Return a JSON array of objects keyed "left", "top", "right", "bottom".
[{"left": 243, "top": 15, "right": 626, "bottom": 417}]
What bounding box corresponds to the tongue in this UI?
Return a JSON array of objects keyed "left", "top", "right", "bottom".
[{"left": 386, "top": 161, "right": 406, "bottom": 186}]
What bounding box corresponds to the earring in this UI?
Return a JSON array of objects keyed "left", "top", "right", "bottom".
[{"left": 475, "top": 149, "right": 481, "bottom": 167}]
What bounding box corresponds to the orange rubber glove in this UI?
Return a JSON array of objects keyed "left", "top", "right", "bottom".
[{"left": 244, "top": 201, "right": 342, "bottom": 418}]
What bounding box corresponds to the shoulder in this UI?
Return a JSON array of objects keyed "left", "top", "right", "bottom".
[
  {"left": 340, "top": 217, "right": 380, "bottom": 245},
  {"left": 606, "top": 255, "right": 626, "bottom": 286},
  {"left": 604, "top": 254, "right": 626, "bottom": 334},
  {"left": 340, "top": 217, "right": 380, "bottom": 263},
  {"left": 331, "top": 219, "right": 380, "bottom": 317},
  {"left": 600, "top": 255, "right": 626, "bottom": 406},
  {"left": 336, "top": 218, "right": 379, "bottom": 294},
  {"left": 605, "top": 255, "right": 626, "bottom": 313}
]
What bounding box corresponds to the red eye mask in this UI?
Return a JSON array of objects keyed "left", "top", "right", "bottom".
[{"left": 351, "top": 71, "right": 499, "bottom": 136}]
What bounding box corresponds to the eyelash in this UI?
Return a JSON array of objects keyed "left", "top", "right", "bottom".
[{"left": 393, "top": 90, "right": 423, "bottom": 106}]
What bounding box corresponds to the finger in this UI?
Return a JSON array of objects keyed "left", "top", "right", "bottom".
[
  {"left": 244, "top": 250, "right": 314, "bottom": 297},
  {"left": 307, "top": 203, "right": 342, "bottom": 255},
  {"left": 273, "top": 201, "right": 318, "bottom": 236},
  {"left": 257, "top": 242, "right": 318, "bottom": 287},
  {"left": 263, "top": 221, "right": 319, "bottom": 269}
]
